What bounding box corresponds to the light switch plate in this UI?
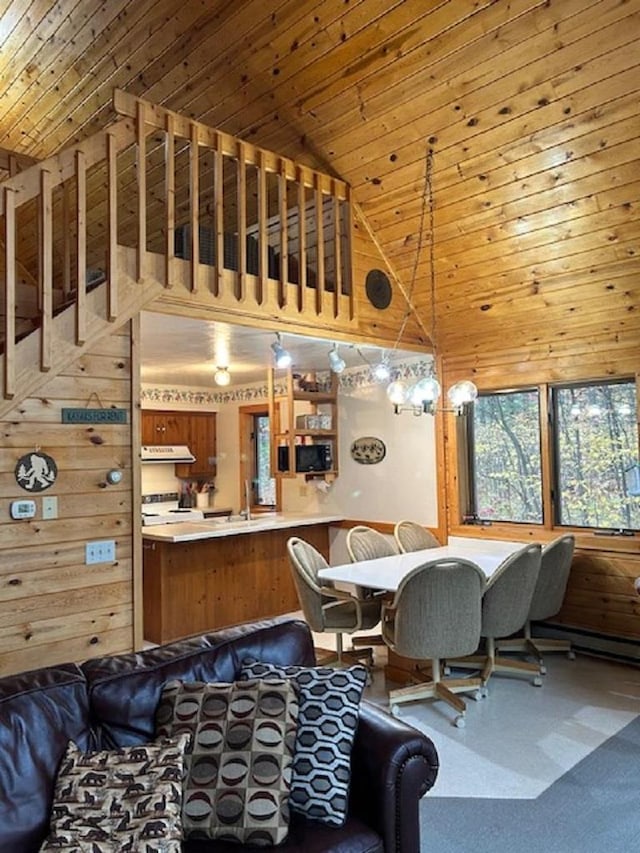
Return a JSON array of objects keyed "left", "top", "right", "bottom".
[
  {"left": 86, "top": 540, "right": 116, "bottom": 565},
  {"left": 42, "top": 496, "right": 58, "bottom": 519}
]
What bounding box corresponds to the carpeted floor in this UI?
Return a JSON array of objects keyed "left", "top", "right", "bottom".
[{"left": 420, "top": 714, "right": 640, "bottom": 853}]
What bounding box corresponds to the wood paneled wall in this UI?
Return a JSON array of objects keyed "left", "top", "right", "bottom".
[
  {"left": 441, "top": 336, "right": 640, "bottom": 644},
  {"left": 0, "top": 327, "right": 136, "bottom": 676}
]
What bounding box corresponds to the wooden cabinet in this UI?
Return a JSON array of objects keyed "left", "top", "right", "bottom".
[
  {"left": 141, "top": 410, "right": 217, "bottom": 479},
  {"left": 268, "top": 368, "right": 339, "bottom": 480}
]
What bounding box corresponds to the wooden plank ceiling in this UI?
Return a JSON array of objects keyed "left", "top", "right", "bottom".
[{"left": 0, "top": 0, "right": 638, "bottom": 360}]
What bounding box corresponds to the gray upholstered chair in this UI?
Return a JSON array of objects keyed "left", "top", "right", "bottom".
[
  {"left": 345, "top": 525, "right": 396, "bottom": 650},
  {"left": 287, "top": 536, "right": 379, "bottom": 666},
  {"left": 382, "top": 558, "right": 487, "bottom": 727},
  {"left": 451, "top": 543, "right": 543, "bottom": 690},
  {"left": 393, "top": 520, "right": 440, "bottom": 553},
  {"left": 498, "top": 535, "right": 576, "bottom": 672}
]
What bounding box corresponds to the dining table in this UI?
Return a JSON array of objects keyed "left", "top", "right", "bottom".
[
  {"left": 318, "top": 535, "right": 525, "bottom": 592},
  {"left": 317, "top": 535, "right": 528, "bottom": 684}
]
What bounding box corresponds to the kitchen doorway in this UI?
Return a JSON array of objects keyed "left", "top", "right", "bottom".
[{"left": 239, "top": 404, "right": 280, "bottom": 512}]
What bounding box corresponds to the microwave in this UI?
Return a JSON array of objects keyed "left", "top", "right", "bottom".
[{"left": 277, "top": 444, "right": 332, "bottom": 473}]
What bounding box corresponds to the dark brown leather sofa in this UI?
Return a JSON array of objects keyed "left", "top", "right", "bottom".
[{"left": 0, "top": 616, "right": 439, "bottom": 852}]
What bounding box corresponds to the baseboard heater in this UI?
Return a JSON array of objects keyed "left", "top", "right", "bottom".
[{"left": 535, "top": 622, "right": 640, "bottom": 665}]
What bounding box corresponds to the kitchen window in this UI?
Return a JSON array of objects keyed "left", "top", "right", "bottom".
[{"left": 552, "top": 379, "right": 640, "bottom": 530}]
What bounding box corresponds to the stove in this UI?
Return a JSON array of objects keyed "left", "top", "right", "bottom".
[{"left": 142, "top": 508, "right": 205, "bottom": 526}]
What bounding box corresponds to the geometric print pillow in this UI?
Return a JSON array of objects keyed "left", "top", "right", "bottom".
[
  {"left": 240, "top": 661, "right": 367, "bottom": 827},
  {"left": 39, "top": 734, "right": 189, "bottom": 852},
  {"left": 155, "top": 678, "right": 298, "bottom": 847}
]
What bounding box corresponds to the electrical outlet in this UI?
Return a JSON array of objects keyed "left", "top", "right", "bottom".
[
  {"left": 42, "top": 496, "right": 58, "bottom": 519},
  {"left": 86, "top": 540, "right": 116, "bottom": 565}
]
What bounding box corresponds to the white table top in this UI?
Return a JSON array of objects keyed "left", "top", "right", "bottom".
[{"left": 318, "top": 536, "right": 524, "bottom": 592}]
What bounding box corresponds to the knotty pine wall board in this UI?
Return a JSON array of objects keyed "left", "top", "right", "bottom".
[{"left": 0, "top": 326, "right": 135, "bottom": 677}]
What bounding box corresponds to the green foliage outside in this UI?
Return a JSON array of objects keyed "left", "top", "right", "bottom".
[
  {"left": 473, "top": 390, "right": 543, "bottom": 523},
  {"left": 472, "top": 381, "right": 640, "bottom": 530}
]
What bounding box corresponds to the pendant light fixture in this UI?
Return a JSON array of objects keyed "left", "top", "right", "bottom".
[
  {"left": 271, "top": 333, "right": 292, "bottom": 369},
  {"left": 388, "top": 145, "right": 477, "bottom": 416}
]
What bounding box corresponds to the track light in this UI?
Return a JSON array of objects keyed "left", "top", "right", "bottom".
[
  {"left": 214, "top": 366, "right": 231, "bottom": 386},
  {"left": 271, "top": 333, "right": 292, "bottom": 368},
  {"left": 328, "top": 344, "right": 346, "bottom": 374}
]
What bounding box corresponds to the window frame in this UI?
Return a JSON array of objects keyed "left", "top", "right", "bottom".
[
  {"left": 549, "top": 377, "right": 640, "bottom": 531},
  {"left": 464, "top": 386, "right": 544, "bottom": 526},
  {"left": 458, "top": 375, "right": 639, "bottom": 535}
]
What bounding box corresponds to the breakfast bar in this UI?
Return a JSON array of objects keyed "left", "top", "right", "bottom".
[{"left": 142, "top": 514, "right": 342, "bottom": 643}]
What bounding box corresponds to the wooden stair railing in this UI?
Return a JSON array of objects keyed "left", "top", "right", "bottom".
[{"left": 0, "top": 92, "right": 355, "bottom": 417}]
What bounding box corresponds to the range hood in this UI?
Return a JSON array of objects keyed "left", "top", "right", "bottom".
[{"left": 141, "top": 445, "right": 196, "bottom": 463}]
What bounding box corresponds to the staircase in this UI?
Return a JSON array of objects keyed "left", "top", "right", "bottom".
[{"left": 0, "top": 91, "right": 354, "bottom": 419}]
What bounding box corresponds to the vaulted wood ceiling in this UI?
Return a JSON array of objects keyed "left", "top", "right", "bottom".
[{"left": 1, "top": 0, "right": 638, "bottom": 360}]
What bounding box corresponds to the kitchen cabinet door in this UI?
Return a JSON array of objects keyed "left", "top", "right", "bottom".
[
  {"left": 141, "top": 411, "right": 188, "bottom": 446},
  {"left": 175, "top": 413, "right": 217, "bottom": 479}
]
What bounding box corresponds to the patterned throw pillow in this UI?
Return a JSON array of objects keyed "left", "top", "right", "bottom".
[
  {"left": 39, "top": 734, "right": 189, "bottom": 852},
  {"left": 240, "top": 661, "right": 367, "bottom": 827},
  {"left": 155, "top": 678, "right": 298, "bottom": 847}
]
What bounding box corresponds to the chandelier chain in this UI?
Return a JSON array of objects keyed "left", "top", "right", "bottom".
[{"left": 392, "top": 144, "right": 434, "bottom": 351}]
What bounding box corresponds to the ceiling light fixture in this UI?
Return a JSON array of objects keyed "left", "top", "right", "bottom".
[
  {"left": 271, "top": 333, "right": 292, "bottom": 369},
  {"left": 388, "top": 146, "right": 477, "bottom": 417},
  {"left": 328, "top": 344, "right": 346, "bottom": 374},
  {"left": 372, "top": 352, "right": 391, "bottom": 383},
  {"left": 214, "top": 366, "right": 231, "bottom": 386}
]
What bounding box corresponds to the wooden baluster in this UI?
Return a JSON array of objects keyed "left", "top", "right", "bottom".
[
  {"left": 40, "top": 169, "right": 53, "bottom": 371},
  {"left": 278, "top": 158, "right": 288, "bottom": 309},
  {"left": 62, "top": 181, "right": 71, "bottom": 299},
  {"left": 189, "top": 121, "right": 199, "bottom": 293},
  {"left": 344, "top": 185, "right": 354, "bottom": 320},
  {"left": 107, "top": 131, "right": 117, "bottom": 320},
  {"left": 214, "top": 134, "right": 224, "bottom": 298},
  {"left": 314, "top": 172, "right": 324, "bottom": 316},
  {"left": 3, "top": 186, "right": 16, "bottom": 399},
  {"left": 332, "top": 181, "right": 342, "bottom": 320},
  {"left": 257, "top": 149, "right": 267, "bottom": 305},
  {"left": 296, "top": 165, "right": 307, "bottom": 313},
  {"left": 136, "top": 100, "right": 146, "bottom": 282},
  {"left": 76, "top": 150, "right": 87, "bottom": 345},
  {"left": 165, "top": 113, "right": 175, "bottom": 289},
  {"left": 236, "top": 141, "right": 247, "bottom": 302}
]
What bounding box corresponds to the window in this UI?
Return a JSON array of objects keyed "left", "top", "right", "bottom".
[
  {"left": 552, "top": 380, "right": 639, "bottom": 530},
  {"left": 467, "top": 389, "right": 543, "bottom": 524},
  {"left": 254, "top": 415, "right": 276, "bottom": 506}
]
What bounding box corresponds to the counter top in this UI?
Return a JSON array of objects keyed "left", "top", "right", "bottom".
[{"left": 141, "top": 513, "right": 344, "bottom": 543}]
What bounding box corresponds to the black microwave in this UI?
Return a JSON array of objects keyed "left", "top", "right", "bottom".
[{"left": 277, "top": 444, "right": 332, "bottom": 473}]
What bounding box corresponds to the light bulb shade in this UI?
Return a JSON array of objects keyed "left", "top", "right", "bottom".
[
  {"left": 214, "top": 366, "right": 231, "bottom": 386},
  {"left": 447, "top": 380, "right": 478, "bottom": 409},
  {"left": 386, "top": 380, "right": 409, "bottom": 406},
  {"left": 328, "top": 346, "right": 346, "bottom": 374},
  {"left": 372, "top": 360, "right": 391, "bottom": 383},
  {"left": 271, "top": 339, "right": 292, "bottom": 368},
  {"left": 410, "top": 376, "right": 441, "bottom": 405}
]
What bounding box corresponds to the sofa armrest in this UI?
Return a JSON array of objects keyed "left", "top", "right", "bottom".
[{"left": 349, "top": 700, "right": 439, "bottom": 853}]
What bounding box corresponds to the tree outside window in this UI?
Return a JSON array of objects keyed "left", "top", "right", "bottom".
[
  {"left": 553, "top": 381, "right": 639, "bottom": 530},
  {"left": 469, "top": 389, "right": 543, "bottom": 524}
]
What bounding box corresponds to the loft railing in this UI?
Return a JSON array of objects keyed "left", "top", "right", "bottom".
[{"left": 0, "top": 90, "right": 354, "bottom": 406}]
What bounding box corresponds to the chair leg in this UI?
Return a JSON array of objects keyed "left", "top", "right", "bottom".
[{"left": 388, "top": 657, "right": 482, "bottom": 727}]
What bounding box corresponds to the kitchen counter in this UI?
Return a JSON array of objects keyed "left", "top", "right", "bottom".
[
  {"left": 142, "top": 513, "right": 344, "bottom": 543},
  {"left": 142, "top": 513, "right": 341, "bottom": 643}
]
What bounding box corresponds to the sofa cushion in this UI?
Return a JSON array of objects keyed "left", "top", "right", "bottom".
[
  {"left": 240, "top": 661, "right": 367, "bottom": 828},
  {"left": 0, "top": 663, "right": 93, "bottom": 853},
  {"left": 39, "top": 734, "right": 189, "bottom": 851},
  {"left": 81, "top": 617, "right": 314, "bottom": 749},
  {"left": 156, "top": 678, "right": 299, "bottom": 846}
]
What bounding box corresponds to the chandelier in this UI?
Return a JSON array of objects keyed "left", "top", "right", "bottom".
[{"left": 387, "top": 146, "right": 477, "bottom": 416}]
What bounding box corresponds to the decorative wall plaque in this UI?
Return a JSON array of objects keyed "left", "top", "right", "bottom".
[
  {"left": 15, "top": 451, "right": 58, "bottom": 492},
  {"left": 61, "top": 407, "right": 128, "bottom": 424},
  {"left": 350, "top": 436, "right": 386, "bottom": 465}
]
